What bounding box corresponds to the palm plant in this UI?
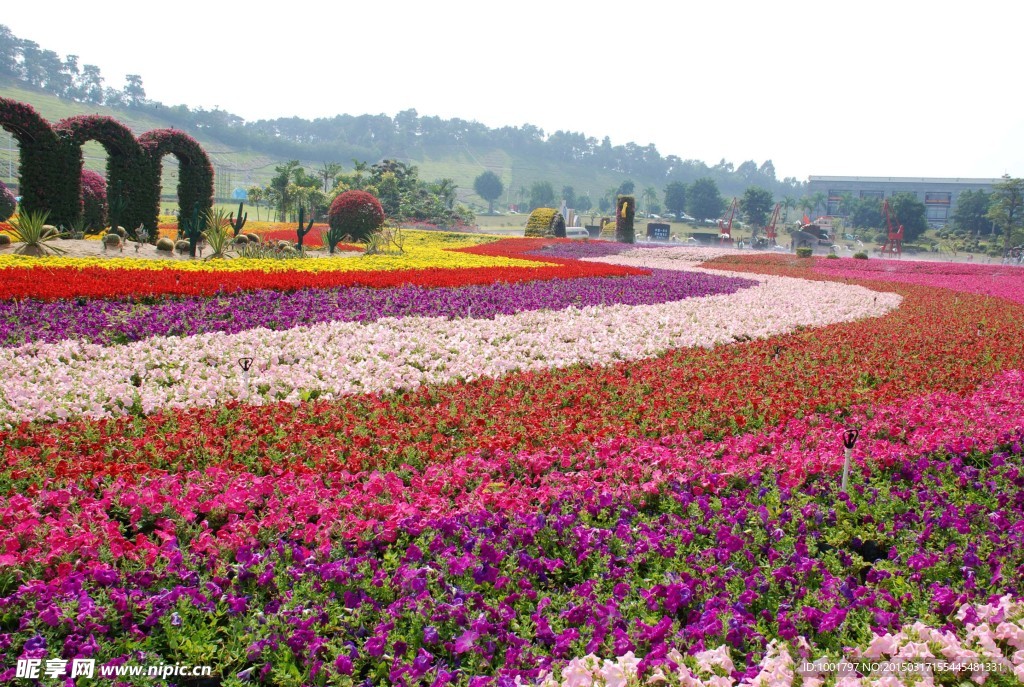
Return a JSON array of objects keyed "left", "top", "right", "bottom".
[{"left": 9, "top": 211, "right": 67, "bottom": 256}]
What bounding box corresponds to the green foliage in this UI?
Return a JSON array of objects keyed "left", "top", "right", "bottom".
[
  {"left": 524, "top": 208, "right": 564, "bottom": 238},
  {"left": 663, "top": 181, "right": 687, "bottom": 218},
  {"left": 888, "top": 193, "right": 928, "bottom": 242},
  {"left": 987, "top": 175, "right": 1024, "bottom": 256},
  {"left": 9, "top": 210, "right": 67, "bottom": 255},
  {"left": 473, "top": 171, "right": 504, "bottom": 214},
  {"left": 156, "top": 237, "right": 174, "bottom": 252},
  {"left": 796, "top": 246, "right": 813, "bottom": 258},
  {"left": 363, "top": 225, "right": 407, "bottom": 256},
  {"left": 202, "top": 208, "right": 232, "bottom": 259},
  {"left": 846, "top": 196, "right": 883, "bottom": 230},
  {"left": 952, "top": 189, "right": 993, "bottom": 236},
  {"left": 0, "top": 180, "right": 15, "bottom": 222},
  {"left": 853, "top": 251, "right": 868, "bottom": 259},
  {"left": 529, "top": 180, "right": 555, "bottom": 210},
  {"left": 688, "top": 177, "right": 725, "bottom": 222},
  {"left": 616, "top": 195, "right": 635, "bottom": 244},
  {"left": 740, "top": 186, "right": 774, "bottom": 231}
]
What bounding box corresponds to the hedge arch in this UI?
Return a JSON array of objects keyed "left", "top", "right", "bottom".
[
  {"left": 55, "top": 115, "right": 148, "bottom": 233},
  {"left": 139, "top": 129, "right": 214, "bottom": 234},
  {"left": 0, "top": 98, "right": 75, "bottom": 224}
]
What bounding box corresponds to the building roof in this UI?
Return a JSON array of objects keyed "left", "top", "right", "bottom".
[{"left": 808, "top": 175, "right": 1003, "bottom": 184}]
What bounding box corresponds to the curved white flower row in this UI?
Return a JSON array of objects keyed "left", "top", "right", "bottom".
[
  {"left": 528, "top": 595, "right": 1024, "bottom": 687},
  {"left": 0, "top": 253, "right": 900, "bottom": 426}
]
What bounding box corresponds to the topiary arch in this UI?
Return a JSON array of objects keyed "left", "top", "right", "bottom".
[
  {"left": 138, "top": 129, "right": 214, "bottom": 234},
  {"left": 0, "top": 98, "right": 73, "bottom": 224},
  {"left": 56, "top": 115, "right": 148, "bottom": 232},
  {"left": 0, "top": 97, "right": 215, "bottom": 236}
]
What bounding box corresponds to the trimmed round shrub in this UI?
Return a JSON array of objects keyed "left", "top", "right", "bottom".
[
  {"left": 0, "top": 234, "right": 11, "bottom": 246},
  {"left": 244, "top": 233, "right": 261, "bottom": 243},
  {"left": 233, "top": 235, "right": 250, "bottom": 245},
  {"left": 175, "top": 240, "right": 190, "bottom": 253},
  {"left": 156, "top": 237, "right": 175, "bottom": 252},
  {"left": 0, "top": 180, "right": 15, "bottom": 222},
  {"left": 111, "top": 226, "right": 127, "bottom": 238},
  {"left": 826, "top": 253, "right": 840, "bottom": 259},
  {"left": 525, "top": 208, "right": 565, "bottom": 238},
  {"left": 41, "top": 225, "right": 59, "bottom": 239},
  {"left": 80, "top": 169, "right": 107, "bottom": 231},
  {"left": 853, "top": 252, "right": 868, "bottom": 260},
  {"left": 796, "top": 246, "right": 814, "bottom": 258},
  {"left": 102, "top": 233, "right": 122, "bottom": 248},
  {"left": 328, "top": 190, "right": 385, "bottom": 243}
]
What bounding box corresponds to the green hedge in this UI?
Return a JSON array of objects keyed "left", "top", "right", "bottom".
[{"left": 0, "top": 97, "right": 214, "bottom": 239}]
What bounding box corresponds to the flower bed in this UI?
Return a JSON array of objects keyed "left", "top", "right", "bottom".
[{"left": 2, "top": 241, "right": 1024, "bottom": 685}]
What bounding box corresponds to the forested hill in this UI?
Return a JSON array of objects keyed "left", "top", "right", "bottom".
[{"left": 0, "top": 24, "right": 803, "bottom": 208}]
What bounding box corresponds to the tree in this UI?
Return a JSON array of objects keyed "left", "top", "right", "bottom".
[
  {"left": 848, "top": 197, "right": 883, "bottom": 230},
  {"left": 953, "top": 189, "right": 993, "bottom": 236},
  {"left": 758, "top": 160, "right": 777, "bottom": 181},
  {"left": 473, "top": 171, "right": 504, "bottom": 214},
  {"left": 642, "top": 186, "right": 658, "bottom": 216},
  {"left": 79, "top": 64, "right": 104, "bottom": 104},
  {"left": 529, "top": 181, "right": 555, "bottom": 210},
  {"left": 889, "top": 193, "right": 928, "bottom": 243},
  {"left": 269, "top": 160, "right": 301, "bottom": 220},
  {"left": 987, "top": 175, "right": 1024, "bottom": 258},
  {"left": 0, "top": 25, "right": 19, "bottom": 78},
  {"left": 688, "top": 177, "right": 725, "bottom": 222},
  {"left": 782, "top": 195, "right": 797, "bottom": 223},
  {"left": 664, "top": 181, "right": 687, "bottom": 218},
  {"left": 740, "top": 186, "right": 774, "bottom": 233},
  {"left": 798, "top": 196, "right": 816, "bottom": 223},
  {"left": 318, "top": 162, "right": 344, "bottom": 193},
  {"left": 598, "top": 196, "right": 611, "bottom": 213},
  {"left": 576, "top": 195, "right": 592, "bottom": 213},
  {"left": 561, "top": 185, "right": 576, "bottom": 209},
  {"left": 617, "top": 180, "right": 635, "bottom": 196},
  {"left": 246, "top": 185, "right": 265, "bottom": 221},
  {"left": 123, "top": 74, "right": 146, "bottom": 106},
  {"left": 810, "top": 191, "right": 827, "bottom": 218}
]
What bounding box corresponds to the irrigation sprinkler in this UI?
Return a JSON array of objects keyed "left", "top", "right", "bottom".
[
  {"left": 238, "top": 357, "right": 254, "bottom": 398},
  {"left": 841, "top": 428, "right": 860, "bottom": 492}
]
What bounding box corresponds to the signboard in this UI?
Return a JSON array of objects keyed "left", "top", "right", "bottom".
[
  {"left": 647, "top": 222, "right": 671, "bottom": 241},
  {"left": 232, "top": 188, "right": 248, "bottom": 200}
]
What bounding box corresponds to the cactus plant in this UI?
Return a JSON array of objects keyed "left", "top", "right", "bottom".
[
  {"left": 233, "top": 235, "right": 250, "bottom": 245},
  {"left": 295, "top": 206, "right": 314, "bottom": 250},
  {"left": 180, "top": 202, "right": 205, "bottom": 258},
  {"left": 156, "top": 237, "right": 175, "bottom": 252},
  {"left": 244, "top": 233, "right": 261, "bottom": 243},
  {"left": 102, "top": 232, "right": 123, "bottom": 251},
  {"left": 175, "top": 240, "right": 190, "bottom": 253},
  {"left": 228, "top": 202, "right": 247, "bottom": 237},
  {"left": 0, "top": 234, "right": 11, "bottom": 246}
]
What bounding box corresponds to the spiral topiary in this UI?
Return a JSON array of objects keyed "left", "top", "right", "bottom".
[
  {"left": 0, "top": 180, "right": 15, "bottom": 222},
  {"left": 328, "top": 190, "right": 385, "bottom": 244},
  {"left": 80, "top": 170, "right": 107, "bottom": 231}
]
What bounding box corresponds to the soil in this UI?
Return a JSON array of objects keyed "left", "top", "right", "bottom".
[{"left": 0, "top": 239, "right": 359, "bottom": 261}]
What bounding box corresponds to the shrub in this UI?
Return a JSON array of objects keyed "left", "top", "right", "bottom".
[
  {"left": 233, "top": 235, "right": 250, "bottom": 245},
  {"left": 853, "top": 252, "right": 868, "bottom": 259},
  {"left": 174, "top": 240, "right": 190, "bottom": 253},
  {"left": 9, "top": 210, "right": 67, "bottom": 256},
  {"left": 524, "top": 208, "right": 565, "bottom": 238},
  {"left": 0, "top": 180, "right": 15, "bottom": 222},
  {"left": 328, "top": 190, "right": 385, "bottom": 243},
  {"left": 80, "top": 170, "right": 107, "bottom": 231},
  {"left": 0, "top": 234, "right": 11, "bottom": 246},
  {"left": 796, "top": 247, "right": 813, "bottom": 258},
  {"left": 244, "top": 233, "right": 261, "bottom": 243},
  {"left": 155, "top": 237, "right": 174, "bottom": 252},
  {"left": 826, "top": 253, "right": 840, "bottom": 259},
  {"left": 102, "top": 233, "right": 122, "bottom": 250}
]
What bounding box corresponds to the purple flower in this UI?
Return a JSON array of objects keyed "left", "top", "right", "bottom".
[{"left": 453, "top": 630, "right": 478, "bottom": 654}]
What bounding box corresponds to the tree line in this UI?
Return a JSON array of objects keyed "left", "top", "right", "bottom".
[{"left": 0, "top": 24, "right": 802, "bottom": 198}]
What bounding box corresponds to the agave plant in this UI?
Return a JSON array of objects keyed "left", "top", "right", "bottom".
[
  {"left": 9, "top": 211, "right": 68, "bottom": 256},
  {"left": 202, "top": 208, "right": 233, "bottom": 259}
]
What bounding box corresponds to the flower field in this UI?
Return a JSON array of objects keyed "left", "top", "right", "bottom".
[{"left": 2, "top": 233, "right": 1024, "bottom": 686}]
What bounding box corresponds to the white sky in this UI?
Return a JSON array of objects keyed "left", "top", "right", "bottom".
[{"left": 5, "top": 0, "right": 1022, "bottom": 181}]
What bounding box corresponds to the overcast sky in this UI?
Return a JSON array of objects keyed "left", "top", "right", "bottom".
[{"left": 5, "top": 0, "right": 1022, "bottom": 181}]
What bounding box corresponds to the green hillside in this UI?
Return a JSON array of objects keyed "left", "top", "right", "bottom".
[{"left": 0, "top": 80, "right": 663, "bottom": 214}]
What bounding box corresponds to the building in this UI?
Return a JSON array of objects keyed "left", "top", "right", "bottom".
[{"left": 807, "top": 176, "right": 1003, "bottom": 227}]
